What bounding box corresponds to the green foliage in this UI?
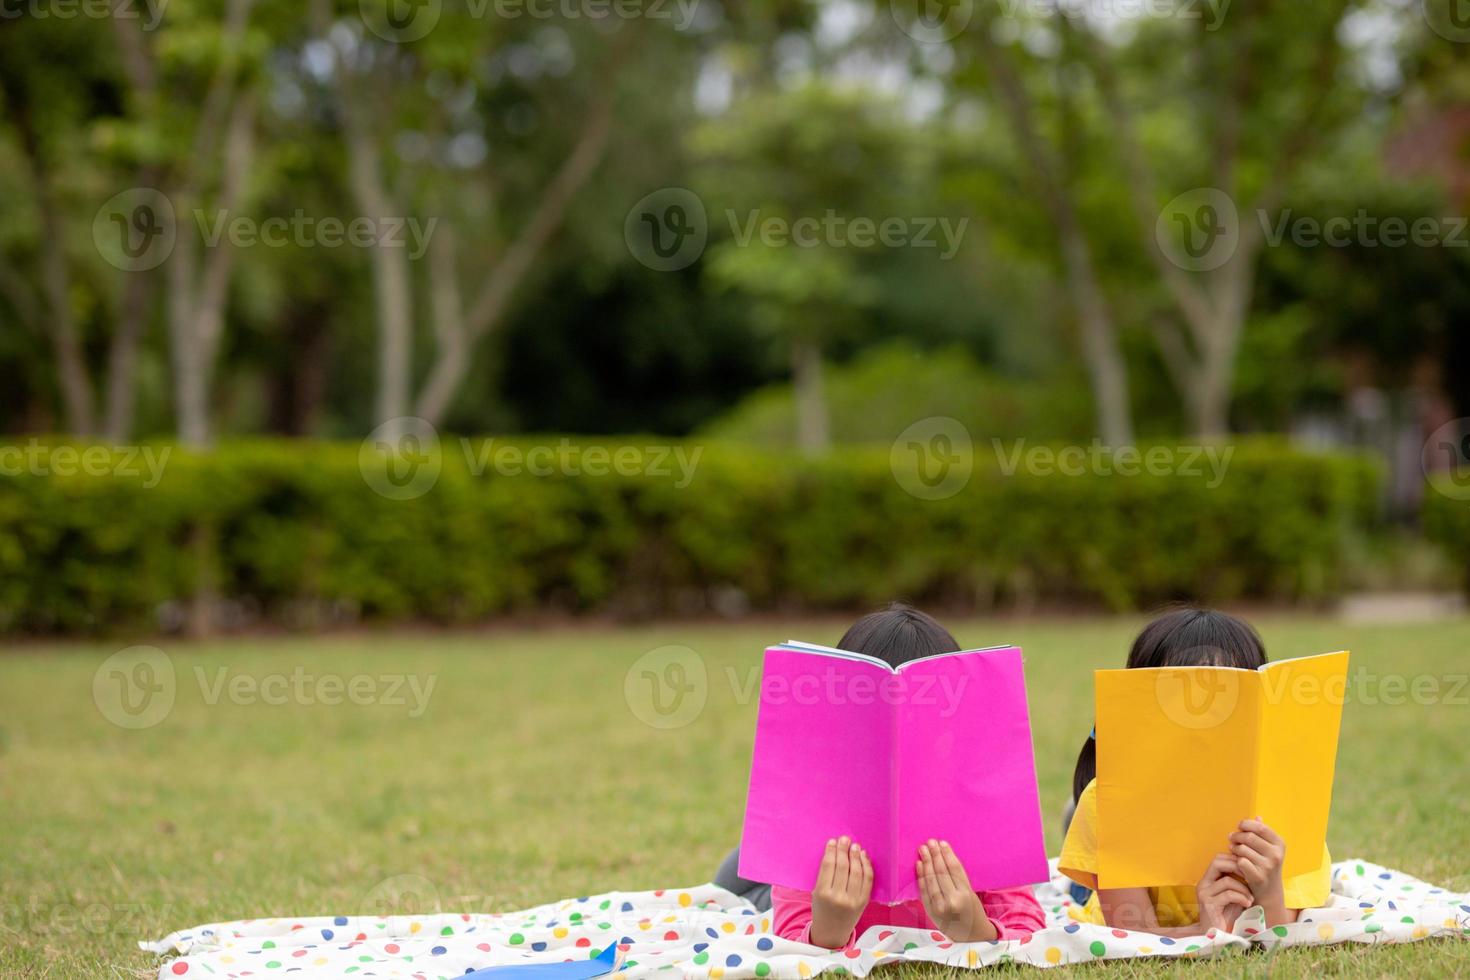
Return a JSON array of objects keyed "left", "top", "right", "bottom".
[
  {"left": 704, "top": 342, "right": 1092, "bottom": 446},
  {"left": 0, "top": 0, "right": 1459, "bottom": 440},
  {"left": 1422, "top": 488, "right": 1470, "bottom": 593},
  {"left": 1251, "top": 180, "right": 1470, "bottom": 420},
  {"left": 693, "top": 83, "right": 951, "bottom": 350},
  {"left": 0, "top": 438, "right": 1381, "bottom": 633}
]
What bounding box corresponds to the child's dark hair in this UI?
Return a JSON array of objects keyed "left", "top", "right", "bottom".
[
  {"left": 1071, "top": 607, "right": 1267, "bottom": 804},
  {"left": 837, "top": 602, "right": 960, "bottom": 669}
]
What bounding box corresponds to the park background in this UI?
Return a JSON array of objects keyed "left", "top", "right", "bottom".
[{"left": 2, "top": 0, "right": 1470, "bottom": 976}]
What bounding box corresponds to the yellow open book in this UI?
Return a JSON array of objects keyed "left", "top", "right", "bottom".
[{"left": 1095, "top": 651, "right": 1349, "bottom": 889}]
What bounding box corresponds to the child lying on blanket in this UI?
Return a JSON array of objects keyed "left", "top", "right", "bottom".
[
  {"left": 768, "top": 605, "right": 1046, "bottom": 948},
  {"left": 1059, "top": 608, "right": 1332, "bottom": 937}
]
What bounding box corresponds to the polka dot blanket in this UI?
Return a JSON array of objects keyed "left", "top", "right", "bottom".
[{"left": 142, "top": 858, "right": 1469, "bottom": 977}]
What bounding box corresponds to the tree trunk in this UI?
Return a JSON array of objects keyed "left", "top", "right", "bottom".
[
  {"left": 165, "top": 94, "right": 257, "bottom": 449},
  {"left": 978, "top": 27, "right": 1134, "bottom": 447},
  {"left": 104, "top": 14, "right": 165, "bottom": 444},
  {"left": 1191, "top": 315, "right": 1243, "bottom": 440},
  {"left": 414, "top": 224, "right": 467, "bottom": 429},
  {"left": 1061, "top": 230, "right": 1134, "bottom": 448},
  {"left": 792, "top": 336, "right": 830, "bottom": 455},
  {"left": 36, "top": 189, "right": 95, "bottom": 436},
  {"left": 13, "top": 111, "right": 97, "bottom": 436},
  {"left": 341, "top": 100, "right": 413, "bottom": 429},
  {"left": 171, "top": 337, "right": 212, "bottom": 447},
  {"left": 103, "top": 269, "right": 153, "bottom": 442},
  {"left": 315, "top": 0, "right": 413, "bottom": 432},
  {"left": 164, "top": 193, "right": 218, "bottom": 450},
  {"left": 372, "top": 246, "right": 414, "bottom": 431},
  {"left": 1191, "top": 387, "right": 1230, "bottom": 440}
]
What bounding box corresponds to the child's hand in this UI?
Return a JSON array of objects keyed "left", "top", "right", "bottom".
[
  {"left": 1229, "top": 819, "right": 1285, "bottom": 898},
  {"left": 1229, "top": 818, "right": 1294, "bottom": 925},
  {"left": 917, "top": 840, "right": 997, "bottom": 942},
  {"left": 809, "top": 836, "right": 872, "bottom": 949},
  {"left": 1195, "top": 854, "right": 1253, "bottom": 933}
]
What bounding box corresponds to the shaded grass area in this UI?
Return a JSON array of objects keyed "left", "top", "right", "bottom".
[{"left": 1, "top": 614, "right": 1468, "bottom": 977}]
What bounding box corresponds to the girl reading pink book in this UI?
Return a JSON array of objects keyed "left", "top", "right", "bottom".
[{"left": 715, "top": 604, "right": 1045, "bottom": 948}]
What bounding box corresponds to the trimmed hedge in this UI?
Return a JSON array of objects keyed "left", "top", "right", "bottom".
[
  {"left": 0, "top": 438, "right": 1382, "bottom": 634},
  {"left": 1423, "top": 481, "right": 1470, "bottom": 593}
]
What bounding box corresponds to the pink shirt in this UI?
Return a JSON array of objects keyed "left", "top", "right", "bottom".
[{"left": 771, "top": 884, "right": 1045, "bottom": 948}]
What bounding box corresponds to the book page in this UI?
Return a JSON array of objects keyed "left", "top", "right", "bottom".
[
  {"left": 1096, "top": 666, "right": 1261, "bottom": 888},
  {"left": 738, "top": 647, "right": 894, "bottom": 894},
  {"left": 1253, "top": 651, "right": 1349, "bottom": 878},
  {"left": 894, "top": 647, "right": 1048, "bottom": 903}
]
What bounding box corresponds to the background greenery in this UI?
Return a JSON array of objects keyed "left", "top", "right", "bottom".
[
  {"left": 1425, "top": 479, "right": 1470, "bottom": 585},
  {"left": 3, "top": 0, "right": 1468, "bottom": 624},
  {"left": 2, "top": 0, "right": 1468, "bottom": 446},
  {"left": 0, "top": 439, "right": 1382, "bottom": 633}
]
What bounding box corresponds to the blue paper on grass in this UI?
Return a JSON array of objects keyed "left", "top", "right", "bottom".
[{"left": 461, "top": 940, "right": 619, "bottom": 979}]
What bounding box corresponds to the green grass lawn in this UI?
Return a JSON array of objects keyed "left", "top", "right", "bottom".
[{"left": 2, "top": 614, "right": 1468, "bottom": 978}]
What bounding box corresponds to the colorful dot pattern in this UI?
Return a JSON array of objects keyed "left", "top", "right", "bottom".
[{"left": 141, "top": 859, "right": 1470, "bottom": 977}]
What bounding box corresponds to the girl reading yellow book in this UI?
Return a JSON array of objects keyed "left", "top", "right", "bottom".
[{"left": 1059, "top": 608, "right": 1332, "bottom": 936}]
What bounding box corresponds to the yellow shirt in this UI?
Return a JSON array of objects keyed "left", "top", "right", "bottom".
[{"left": 1059, "top": 779, "right": 1332, "bottom": 926}]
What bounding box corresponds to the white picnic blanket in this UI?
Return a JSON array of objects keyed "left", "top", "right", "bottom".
[{"left": 141, "top": 858, "right": 1469, "bottom": 978}]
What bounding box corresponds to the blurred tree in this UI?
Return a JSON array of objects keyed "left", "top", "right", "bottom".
[
  {"left": 98, "top": 0, "right": 283, "bottom": 445},
  {"left": 0, "top": 17, "right": 139, "bottom": 437},
  {"left": 1077, "top": 4, "right": 1363, "bottom": 438},
  {"left": 911, "top": 0, "right": 1381, "bottom": 439},
  {"left": 963, "top": 15, "right": 1134, "bottom": 447},
  {"left": 692, "top": 83, "right": 943, "bottom": 453},
  {"left": 1251, "top": 185, "right": 1470, "bottom": 422},
  {"left": 0, "top": 0, "right": 1461, "bottom": 449},
  {"left": 0, "top": 32, "right": 95, "bottom": 434},
  {"left": 309, "top": 0, "right": 695, "bottom": 433}
]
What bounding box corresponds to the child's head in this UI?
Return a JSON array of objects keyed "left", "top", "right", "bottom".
[
  {"left": 1071, "top": 607, "right": 1267, "bottom": 803},
  {"left": 837, "top": 602, "right": 960, "bottom": 669},
  {"left": 1123, "top": 607, "right": 1267, "bottom": 672}
]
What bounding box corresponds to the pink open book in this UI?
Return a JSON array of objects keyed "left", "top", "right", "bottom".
[{"left": 738, "top": 641, "right": 1048, "bottom": 905}]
